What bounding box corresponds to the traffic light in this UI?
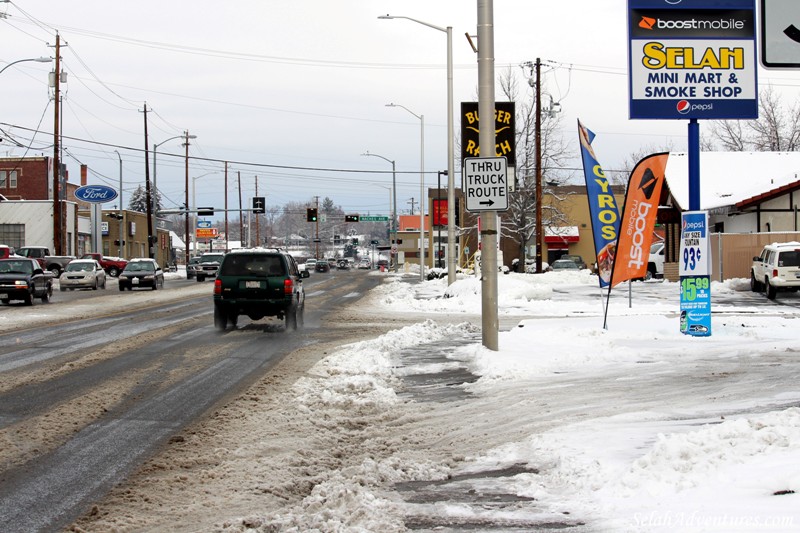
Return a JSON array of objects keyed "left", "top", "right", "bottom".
[
  {"left": 345, "top": 214, "right": 359, "bottom": 222},
  {"left": 306, "top": 207, "right": 318, "bottom": 222},
  {"left": 252, "top": 196, "right": 265, "bottom": 214},
  {"left": 197, "top": 207, "right": 214, "bottom": 216}
]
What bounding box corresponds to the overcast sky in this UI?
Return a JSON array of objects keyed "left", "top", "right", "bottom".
[{"left": 2, "top": 1, "right": 799, "bottom": 220}]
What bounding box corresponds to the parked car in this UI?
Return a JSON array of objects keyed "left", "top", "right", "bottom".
[
  {"left": 213, "top": 248, "right": 307, "bottom": 331},
  {"left": 315, "top": 261, "right": 330, "bottom": 273},
  {"left": 59, "top": 259, "right": 107, "bottom": 291},
  {"left": 549, "top": 258, "right": 581, "bottom": 272},
  {"left": 751, "top": 242, "right": 800, "bottom": 299},
  {"left": 118, "top": 258, "right": 164, "bottom": 291},
  {"left": 357, "top": 258, "right": 371, "bottom": 269},
  {"left": 648, "top": 241, "right": 665, "bottom": 279},
  {"left": 0, "top": 245, "right": 15, "bottom": 259},
  {"left": 195, "top": 252, "right": 226, "bottom": 282},
  {"left": 558, "top": 254, "right": 587, "bottom": 270},
  {"left": 80, "top": 253, "right": 127, "bottom": 277},
  {"left": 0, "top": 257, "right": 54, "bottom": 305},
  {"left": 186, "top": 256, "right": 202, "bottom": 280}
]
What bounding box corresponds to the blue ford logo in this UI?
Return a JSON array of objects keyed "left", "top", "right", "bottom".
[{"left": 74, "top": 185, "right": 119, "bottom": 203}]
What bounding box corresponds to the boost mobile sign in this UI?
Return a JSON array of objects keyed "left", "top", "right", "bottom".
[{"left": 628, "top": 0, "right": 758, "bottom": 120}]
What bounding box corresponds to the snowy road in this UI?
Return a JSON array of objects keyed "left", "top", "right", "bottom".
[{"left": 63, "top": 273, "right": 800, "bottom": 532}]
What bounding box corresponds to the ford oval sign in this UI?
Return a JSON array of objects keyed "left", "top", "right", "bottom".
[{"left": 74, "top": 185, "right": 118, "bottom": 203}]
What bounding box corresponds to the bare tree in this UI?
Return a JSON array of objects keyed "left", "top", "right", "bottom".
[
  {"left": 498, "top": 66, "right": 571, "bottom": 269},
  {"left": 707, "top": 87, "right": 800, "bottom": 151}
]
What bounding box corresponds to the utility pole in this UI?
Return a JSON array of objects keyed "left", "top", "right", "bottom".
[
  {"left": 52, "top": 33, "right": 62, "bottom": 256},
  {"left": 408, "top": 197, "right": 417, "bottom": 215},
  {"left": 254, "top": 176, "right": 260, "bottom": 246},
  {"left": 224, "top": 162, "right": 229, "bottom": 249},
  {"left": 534, "top": 57, "right": 543, "bottom": 275},
  {"left": 477, "top": 0, "right": 499, "bottom": 350},
  {"left": 143, "top": 103, "right": 154, "bottom": 259},
  {"left": 315, "top": 195, "right": 320, "bottom": 259},
  {"left": 237, "top": 171, "right": 243, "bottom": 246}
]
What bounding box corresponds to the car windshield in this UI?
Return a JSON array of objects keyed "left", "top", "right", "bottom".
[
  {"left": 553, "top": 261, "right": 578, "bottom": 269},
  {"left": 201, "top": 254, "right": 225, "bottom": 263},
  {"left": 66, "top": 262, "right": 93, "bottom": 272},
  {"left": 220, "top": 254, "right": 285, "bottom": 276},
  {"left": 0, "top": 260, "right": 32, "bottom": 274},
  {"left": 124, "top": 262, "right": 155, "bottom": 273}
]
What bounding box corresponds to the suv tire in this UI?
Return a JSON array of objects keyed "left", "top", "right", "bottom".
[
  {"left": 750, "top": 271, "right": 762, "bottom": 292},
  {"left": 766, "top": 279, "right": 777, "bottom": 300},
  {"left": 285, "top": 305, "right": 298, "bottom": 331},
  {"left": 214, "top": 305, "right": 228, "bottom": 331}
]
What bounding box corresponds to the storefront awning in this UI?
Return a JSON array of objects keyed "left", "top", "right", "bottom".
[{"left": 544, "top": 226, "right": 579, "bottom": 246}]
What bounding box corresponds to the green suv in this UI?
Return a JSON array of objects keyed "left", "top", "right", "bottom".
[{"left": 213, "top": 248, "right": 308, "bottom": 331}]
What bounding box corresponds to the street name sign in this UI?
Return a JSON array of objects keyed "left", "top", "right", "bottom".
[
  {"left": 360, "top": 216, "right": 389, "bottom": 222},
  {"left": 463, "top": 156, "right": 508, "bottom": 212}
]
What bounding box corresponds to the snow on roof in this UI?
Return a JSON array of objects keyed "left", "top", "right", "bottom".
[
  {"left": 169, "top": 231, "right": 185, "bottom": 248},
  {"left": 665, "top": 151, "right": 800, "bottom": 211}
]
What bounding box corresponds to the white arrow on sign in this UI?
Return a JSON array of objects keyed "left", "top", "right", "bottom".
[{"left": 463, "top": 156, "right": 509, "bottom": 212}]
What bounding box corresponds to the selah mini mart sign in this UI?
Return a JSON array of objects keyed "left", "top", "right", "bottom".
[{"left": 628, "top": 0, "right": 758, "bottom": 120}]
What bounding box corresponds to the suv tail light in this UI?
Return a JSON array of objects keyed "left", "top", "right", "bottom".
[
  {"left": 214, "top": 279, "right": 222, "bottom": 295},
  {"left": 284, "top": 278, "right": 293, "bottom": 296},
  {"left": 773, "top": 268, "right": 779, "bottom": 278}
]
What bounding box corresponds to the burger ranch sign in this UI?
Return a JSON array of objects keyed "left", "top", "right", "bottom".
[{"left": 628, "top": 0, "right": 757, "bottom": 120}]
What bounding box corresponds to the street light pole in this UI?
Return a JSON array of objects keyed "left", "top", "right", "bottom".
[
  {"left": 153, "top": 133, "right": 195, "bottom": 255},
  {"left": 362, "top": 151, "right": 398, "bottom": 272},
  {"left": 183, "top": 130, "right": 193, "bottom": 264},
  {"left": 114, "top": 150, "right": 124, "bottom": 258},
  {"left": 379, "top": 15, "right": 455, "bottom": 285},
  {"left": 386, "top": 103, "right": 425, "bottom": 281}
]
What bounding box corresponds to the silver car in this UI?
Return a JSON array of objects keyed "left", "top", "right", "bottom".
[{"left": 59, "top": 259, "right": 107, "bottom": 291}]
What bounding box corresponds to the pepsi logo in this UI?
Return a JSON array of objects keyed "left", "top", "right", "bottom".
[{"left": 676, "top": 100, "right": 691, "bottom": 114}]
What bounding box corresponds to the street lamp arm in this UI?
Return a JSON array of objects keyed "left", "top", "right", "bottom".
[
  {"left": 378, "top": 14, "right": 446, "bottom": 33},
  {"left": 361, "top": 151, "right": 394, "bottom": 166},
  {"left": 0, "top": 56, "right": 50, "bottom": 76},
  {"left": 386, "top": 103, "right": 421, "bottom": 120}
]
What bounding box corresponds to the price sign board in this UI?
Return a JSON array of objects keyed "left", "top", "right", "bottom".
[
  {"left": 679, "top": 211, "right": 710, "bottom": 276},
  {"left": 679, "top": 211, "right": 711, "bottom": 336}
]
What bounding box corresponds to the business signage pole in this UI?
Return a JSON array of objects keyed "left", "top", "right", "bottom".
[{"left": 628, "top": 0, "right": 757, "bottom": 336}]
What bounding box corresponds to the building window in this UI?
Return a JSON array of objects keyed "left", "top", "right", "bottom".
[
  {"left": 0, "top": 170, "right": 18, "bottom": 188},
  {"left": 0, "top": 223, "right": 25, "bottom": 249}
]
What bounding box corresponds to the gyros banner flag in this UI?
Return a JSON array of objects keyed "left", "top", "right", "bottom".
[
  {"left": 578, "top": 120, "right": 620, "bottom": 288},
  {"left": 610, "top": 152, "right": 669, "bottom": 287}
]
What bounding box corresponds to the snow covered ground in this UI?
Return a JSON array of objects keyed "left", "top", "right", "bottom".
[
  {"left": 283, "top": 270, "right": 800, "bottom": 532},
  {"left": 7, "top": 268, "right": 800, "bottom": 531}
]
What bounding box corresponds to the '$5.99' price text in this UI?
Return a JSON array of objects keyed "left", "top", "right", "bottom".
[{"left": 681, "top": 277, "right": 709, "bottom": 302}]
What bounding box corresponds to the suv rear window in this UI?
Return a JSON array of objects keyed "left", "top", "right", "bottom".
[
  {"left": 778, "top": 250, "right": 800, "bottom": 267},
  {"left": 220, "top": 254, "right": 286, "bottom": 276}
]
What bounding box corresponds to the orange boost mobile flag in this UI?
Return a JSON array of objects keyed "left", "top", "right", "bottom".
[{"left": 610, "top": 152, "right": 669, "bottom": 287}]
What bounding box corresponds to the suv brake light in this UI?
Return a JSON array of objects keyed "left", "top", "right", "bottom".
[
  {"left": 773, "top": 268, "right": 779, "bottom": 278},
  {"left": 284, "top": 278, "right": 293, "bottom": 295},
  {"left": 214, "top": 279, "right": 222, "bottom": 295}
]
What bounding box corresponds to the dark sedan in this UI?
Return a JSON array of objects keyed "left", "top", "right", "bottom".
[
  {"left": 118, "top": 258, "right": 164, "bottom": 291},
  {"left": 315, "top": 261, "right": 330, "bottom": 273}
]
